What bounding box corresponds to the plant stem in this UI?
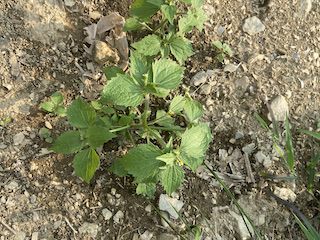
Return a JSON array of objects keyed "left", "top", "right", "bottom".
[
  {"left": 146, "top": 126, "right": 166, "bottom": 148},
  {"left": 126, "top": 129, "right": 136, "bottom": 147},
  {"left": 149, "top": 126, "right": 184, "bottom": 131},
  {"left": 109, "top": 125, "right": 131, "bottom": 133},
  {"left": 143, "top": 94, "right": 150, "bottom": 127},
  {"left": 141, "top": 22, "right": 153, "bottom": 32}
]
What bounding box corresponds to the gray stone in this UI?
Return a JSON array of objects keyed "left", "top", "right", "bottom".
[
  {"left": 200, "top": 84, "right": 212, "bottom": 95},
  {"left": 235, "top": 132, "right": 244, "bottom": 139},
  {"left": 13, "top": 133, "right": 25, "bottom": 145},
  {"left": 217, "top": 26, "right": 224, "bottom": 36},
  {"left": 145, "top": 205, "right": 152, "bottom": 213},
  {"left": 243, "top": 16, "right": 265, "bottom": 35},
  {"left": 7, "top": 180, "right": 19, "bottom": 190},
  {"left": 102, "top": 208, "right": 113, "bottom": 220},
  {"left": 158, "top": 233, "right": 178, "bottom": 240},
  {"left": 267, "top": 95, "right": 289, "bottom": 121},
  {"left": 192, "top": 71, "right": 207, "bottom": 86},
  {"left": 64, "top": 0, "right": 76, "bottom": 7},
  {"left": 234, "top": 76, "right": 249, "bottom": 97},
  {"left": 228, "top": 210, "right": 253, "bottom": 239},
  {"left": 53, "top": 220, "right": 62, "bottom": 229},
  {"left": 160, "top": 211, "right": 170, "bottom": 228},
  {"left": 224, "top": 63, "right": 238, "bottom": 73},
  {"left": 78, "top": 222, "right": 100, "bottom": 237},
  {"left": 30, "top": 195, "right": 36, "bottom": 203},
  {"left": 113, "top": 210, "right": 124, "bottom": 224},
  {"left": 242, "top": 143, "right": 255, "bottom": 154},
  {"left": 0, "top": 143, "right": 7, "bottom": 149},
  {"left": 31, "top": 232, "right": 39, "bottom": 240},
  {"left": 15, "top": 231, "right": 26, "bottom": 240},
  {"left": 255, "top": 151, "right": 272, "bottom": 168},
  {"left": 159, "top": 194, "right": 184, "bottom": 219}
]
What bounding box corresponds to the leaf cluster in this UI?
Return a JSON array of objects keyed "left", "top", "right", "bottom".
[
  {"left": 212, "top": 40, "right": 233, "bottom": 63},
  {"left": 125, "top": 0, "right": 208, "bottom": 65},
  {"left": 40, "top": 92, "right": 66, "bottom": 117}
]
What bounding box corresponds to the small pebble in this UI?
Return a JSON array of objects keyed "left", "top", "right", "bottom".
[
  {"left": 113, "top": 210, "right": 124, "bottom": 224},
  {"left": 13, "top": 132, "right": 25, "bottom": 145},
  {"left": 45, "top": 121, "right": 52, "bottom": 129},
  {"left": 30, "top": 195, "right": 36, "bottom": 203},
  {"left": 102, "top": 208, "right": 113, "bottom": 220}
]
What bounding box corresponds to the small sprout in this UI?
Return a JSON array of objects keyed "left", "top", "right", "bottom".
[
  {"left": 213, "top": 40, "right": 233, "bottom": 63},
  {"left": 40, "top": 91, "right": 66, "bottom": 117}
]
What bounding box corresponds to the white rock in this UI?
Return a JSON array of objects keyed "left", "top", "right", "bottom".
[
  {"left": 64, "top": 0, "right": 76, "bottom": 7},
  {"left": 145, "top": 205, "right": 152, "bottom": 213},
  {"left": 102, "top": 208, "right": 113, "bottom": 220},
  {"left": 140, "top": 230, "right": 153, "bottom": 240},
  {"left": 200, "top": 84, "right": 212, "bottom": 95},
  {"left": 158, "top": 233, "right": 178, "bottom": 240},
  {"left": 113, "top": 210, "right": 124, "bottom": 224},
  {"left": 228, "top": 210, "right": 253, "bottom": 239},
  {"left": 78, "top": 222, "right": 100, "bottom": 237},
  {"left": 242, "top": 143, "right": 255, "bottom": 154},
  {"left": 13, "top": 132, "right": 25, "bottom": 145},
  {"left": 7, "top": 180, "right": 19, "bottom": 190},
  {"left": 299, "top": 0, "right": 312, "bottom": 18},
  {"left": 267, "top": 95, "right": 289, "bottom": 121},
  {"left": 31, "top": 232, "right": 39, "bottom": 240},
  {"left": 159, "top": 194, "right": 184, "bottom": 219},
  {"left": 15, "top": 232, "right": 26, "bottom": 240},
  {"left": 160, "top": 211, "right": 170, "bottom": 228},
  {"left": 274, "top": 187, "right": 297, "bottom": 202},
  {"left": 243, "top": 16, "right": 265, "bottom": 35},
  {"left": 255, "top": 151, "right": 271, "bottom": 168},
  {"left": 45, "top": 121, "right": 52, "bottom": 129}
]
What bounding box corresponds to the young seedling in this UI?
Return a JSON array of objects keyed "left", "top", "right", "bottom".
[
  {"left": 212, "top": 40, "right": 233, "bottom": 63},
  {"left": 40, "top": 91, "right": 66, "bottom": 117},
  {"left": 0, "top": 117, "right": 12, "bottom": 126},
  {"left": 124, "top": 0, "right": 208, "bottom": 65},
  {"left": 40, "top": 128, "right": 53, "bottom": 143}
]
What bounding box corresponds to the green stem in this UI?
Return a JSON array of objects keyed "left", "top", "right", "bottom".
[
  {"left": 146, "top": 126, "right": 166, "bottom": 148},
  {"left": 109, "top": 125, "right": 131, "bottom": 133},
  {"left": 126, "top": 129, "right": 136, "bottom": 147},
  {"left": 154, "top": 18, "right": 168, "bottom": 33},
  {"left": 143, "top": 94, "right": 150, "bottom": 127},
  {"left": 141, "top": 22, "right": 153, "bottom": 32},
  {"left": 149, "top": 126, "right": 184, "bottom": 131}
]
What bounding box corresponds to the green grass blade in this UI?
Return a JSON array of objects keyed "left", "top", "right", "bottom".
[
  {"left": 170, "top": 203, "right": 195, "bottom": 236},
  {"left": 292, "top": 212, "right": 317, "bottom": 240},
  {"left": 196, "top": 206, "right": 215, "bottom": 234},
  {"left": 254, "top": 113, "right": 271, "bottom": 133},
  {"left": 298, "top": 130, "right": 320, "bottom": 141},
  {"left": 204, "top": 163, "right": 264, "bottom": 240},
  {"left": 285, "top": 115, "right": 295, "bottom": 171},
  {"left": 260, "top": 171, "right": 297, "bottom": 180},
  {"left": 307, "top": 150, "right": 320, "bottom": 192},
  {"left": 145, "top": 199, "right": 186, "bottom": 240}
]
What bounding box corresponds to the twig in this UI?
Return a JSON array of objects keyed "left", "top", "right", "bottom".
[
  {"left": 65, "top": 217, "right": 78, "bottom": 235},
  {"left": 0, "top": 218, "right": 16, "bottom": 235},
  {"left": 119, "top": 227, "right": 140, "bottom": 239},
  {"left": 244, "top": 153, "right": 255, "bottom": 184}
]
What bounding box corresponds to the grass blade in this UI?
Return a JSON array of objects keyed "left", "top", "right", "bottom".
[
  {"left": 255, "top": 113, "right": 271, "bottom": 133},
  {"left": 204, "top": 163, "right": 264, "bottom": 240},
  {"left": 307, "top": 150, "right": 320, "bottom": 193},
  {"left": 195, "top": 206, "right": 215, "bottom": 234},
  {"left": 298, "top": 130, "right": 320, "bottom": 141},
  {"left": 292, "top": 212, "right": 317, "bottom": 240},
  {"left": 170, "top": 203, "right": 195, "bottom": 236},
  {"left": 260, "top": 171, "right": 297, "bottom": 180},
  {"left": 285, "top": 115, "right": 295, "bottom": 171}
]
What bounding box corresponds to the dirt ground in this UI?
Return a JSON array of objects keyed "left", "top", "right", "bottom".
[{"left": 0, "top": 0, "right": 319, "bottom": 239}]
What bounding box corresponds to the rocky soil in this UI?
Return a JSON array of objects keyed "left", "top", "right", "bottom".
[{"left": 0, "top": 0, "right": 319, "bottom": 239}]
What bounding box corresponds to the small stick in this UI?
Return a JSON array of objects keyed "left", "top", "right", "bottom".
[
  {"left": 65, "top": 217, "right": 78, "bottom": 235},
  {"left": 0, "top": 218, "right": 16, "bottom": 235},
  {"left": 244, "top": 153, "right": 255, "bottom": 184}
]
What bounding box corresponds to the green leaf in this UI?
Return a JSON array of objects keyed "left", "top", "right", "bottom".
[
  {"left": 179, "top": 123, "right": 212, "bottom": 171},
  {"left": 157, "top": 152, "right": 176, "bottom": 165},
  {"left": 136, "top": 183, "right": 156, "bottom": 198},
  {"left": 160, "top": 45, "right": 170, "bottom": 59},
  {"left": 123, "top": 16, "right": 141, "bottom": 31},
  {"left": 120, "top": 143, "right": 163, "bottom": 183},
  {"left": 161, "top": 5, "right": 177, "bottom": 24},
  {"left": 91, "top": 101, "right": 101, "bottom": 110},
  {"left": 169, "top": 95, "right": 185, "bottom": 113},
  {"left": 67, "top": 97, "right": 96, "bottom": 128},
  {"left": 217, "top": 54, "right": 224, "bottom": 63},
  {"left": 40, "top": 128, "right": 51, "bottom": 139},
  {"left": 178, "top": 12, "right": 196, "bottom": 34},
  {"left": 119, "top": 115, "right": 134, "bottom": 126},
  {"left": 50, "top": 131, "right": 86, "bottom": 154},
  {"left": 285, "top": 115, "right": 294, "bottom": 171},
  {"left": 156, "top": 110, "right": 175, "bottom": 127},
  {"left": 99, "top": 116, "right": 113, "bottom": 127},
  {"left": 87, "top": 125, "right": 116, "bottom": 149},
  {"left": 55, "top": 105, "right": 66, "bottom": 116},
  {"left": 191, "top": 0, "right": 204, "bottom": 8},
  {"left": 130, "top": 51, "right": 149, "bottom": 86},
  {"left": 45, "top": 137, "right": 53, "bottom": 143},
  {"left": 153, "top": 58, "right": 185, "bottom": 90},
  {"left": 164, "top": 137, "right": 173, "bottom": 153},
  {"left": 40, "top": 102, "right": 54, "bottom": 112},
  {"left": 73, "top": 148, "right": 99, "bottom": 183},
  {"left": 192, "top": 8, "right": 208, "bottom": 32},
  {"left": 108, "top": 159, "right": 128, "bottom": 177},
  {"left": 131, "top": 34, "right": 162, "bottom": 56},
  {"left": 184, "top": 98, "right": 203, "bottom": 122},
  {"left": 51, "top": 92, "right": 63, "bottom": 105},
  {"left": 130, "top": 0, "right": 163, "bottom": 19},
  {"left": 170, "top": 37, "right": 194, "bottom": 65},
  {"left": 100, "top": 74, "right": 144, "bottom": 107},
  {"left": 102, "top": 66, "right": 125, "bottom": 80},
  {"left": 298, "top": 130, "right": 320, "bottom": 141},
  {"left": 161, "top": 164, "right": 184, "bottom": 196},
  {"left": 179, "top": 0, "right": 191, "bottom": 3},
  {"left": 213, "top": 41, "right": 223, "bottom": 50},
  {"left": 102, "top": 106, "right": 116, "bottom": 114}
]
